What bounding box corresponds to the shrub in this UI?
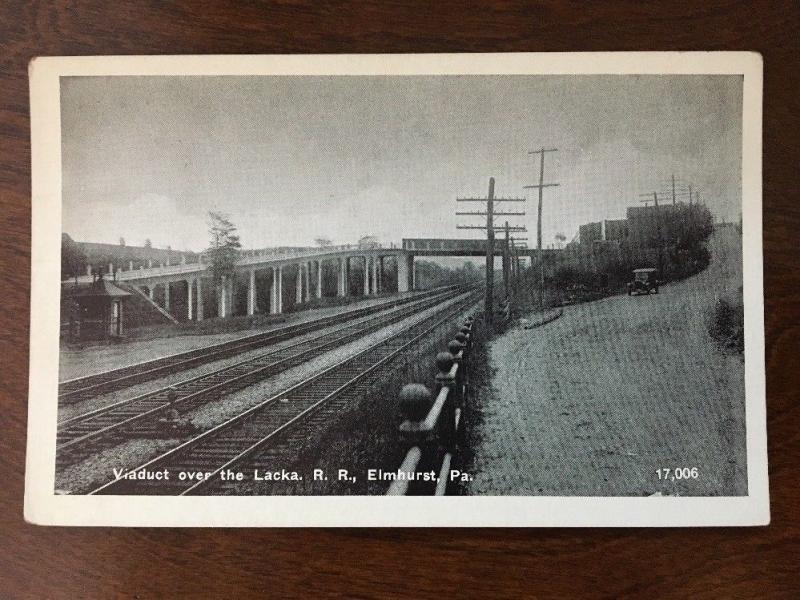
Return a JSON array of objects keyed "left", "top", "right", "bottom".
[{"left": 708, "top": 292, "right": 744, "bottom": 353}]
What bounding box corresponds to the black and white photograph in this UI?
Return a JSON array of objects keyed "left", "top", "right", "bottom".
[{"left": 25, "top": 53, "right": 767, "bottom": 526}]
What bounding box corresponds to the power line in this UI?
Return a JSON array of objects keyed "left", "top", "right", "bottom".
[
  {"left": 455, "top": 211, "right": 526, "bottom": 217},
  {"left": 456, "top": 225, "right": 527, "bottom": 232}
]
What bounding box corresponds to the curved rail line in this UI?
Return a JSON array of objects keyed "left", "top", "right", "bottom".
[
  {"left": 58, "top": 286, "right": 459, "bottom": 404},
  {"left": 89, "top": 290, "right": 480, "bottom": 495},
  {"left": 57, "top": 287, "right": 470, "bottom": 466}
]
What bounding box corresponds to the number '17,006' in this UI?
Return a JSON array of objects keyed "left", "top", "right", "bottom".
[{"left": 656, "top": 467, "right": 699, "bottom": 480}]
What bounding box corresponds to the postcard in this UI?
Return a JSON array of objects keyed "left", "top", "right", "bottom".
[{"left": 25, "top": 52, "right": 767, "bottom": 526}]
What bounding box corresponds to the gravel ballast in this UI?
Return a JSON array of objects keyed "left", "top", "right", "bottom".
[{"left": 58, "top": 294, "right": 470, "bottom": 494}]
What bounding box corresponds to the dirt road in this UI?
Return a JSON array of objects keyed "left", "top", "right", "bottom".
[{"left": 469, "top": 226, "right": 747, "bottom": 496}]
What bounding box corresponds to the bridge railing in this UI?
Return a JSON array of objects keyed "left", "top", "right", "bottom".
[
  {"left": 386, "top": 316, "right": 475, "bottom": 496},
  {"left": 65, "top": 243, "right": 404, "bottom": 284},
  {"left": 235, "top": 243, "right": 389, "bottom": 267}
]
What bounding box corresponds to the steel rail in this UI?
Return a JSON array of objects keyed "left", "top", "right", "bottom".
[
  {"left": 58, "top": 286, "right": 458, "bottom": 404},
  {"left": 88, "top": 290, "right": 479, "bottom": 496},
  {"left": 185, "top": 299, "right": 476, "bottom": 496},
  {"left": 56, "top": 289, "right": 464, "bottom": 463}
]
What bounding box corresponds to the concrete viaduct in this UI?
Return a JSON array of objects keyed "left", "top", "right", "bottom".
[
  {"left": 70, "top": 244, "right": 417, "bottom": 321},
  {"left": 67, "top": 238, "right": 539, "bottom": 322}
]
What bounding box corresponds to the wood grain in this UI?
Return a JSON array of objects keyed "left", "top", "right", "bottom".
[{"left": 1, "top": 1, "right": 798, "bottom": 597}]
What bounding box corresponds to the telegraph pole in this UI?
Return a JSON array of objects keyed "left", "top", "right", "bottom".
[
  {"left": 671, "top": 174, "right": 677, "bottom": 206},
  {"left": 457, "top": 178, "right": 526, "bottom": 327},
  {"left": 487, "top": 178, "right": 495, "bottom": 323},
  {"left": 524, "top": 147, "right": 559, "bottom": 309},
  {"left": 639, "top": 191, "right": 664, "bottom": 276},
  {"left": 503, "top": 221, "right": 511, "bottom": 297}
]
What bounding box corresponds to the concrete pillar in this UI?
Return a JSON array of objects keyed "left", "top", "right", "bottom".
[
  {"left": 164, "top": 281, "right": 171, "bottom": 312},
  {"left": 295, "top": 264, "right": 303, "bottom": 305},
  {"left": 129, "top": 261, "right": 133, "bottom": 271},
  {"left": 411, "top": 256, "right": 416, "bottom": 290},
  {"left": 147, "top": 285, "right": 154, "bottom": 300},
  {"left": 218, "top": 276, "right": 234, "bottom": 318},
  {"left": 197, "top": 277, "right": 204, "bottom": 321},
  {"left": 305, "top": 261, "right": 311, "bottom": 302},
  {"left": 378, "top": 257, "right": 383, "bottom": 293},
  {"left": 371, "top": 256, "right": 378, "bottom": 294},
  {"left": 363, "top": 256, "right": 369, "bottom": 295},
  {"left": 397, "top": 254, "right": 409, "bottom": 293},
  {"left": 337, "top": 258, "right": 345, "bottom": 297},
  {"left": 277, "top": 266, "right": 283, "bottom": 313},
  {"left": 247, "top": 269, "right": 256, "bottom": 316},
  {"left": 218, "top": 277, "right": 227, "bottom": 318},
  {"left": 187, "top": 279, "right": 194, "bottom": 321},
  {"left": 108, "top": 262, "right": 113, "bottom": 276},
  {"left": 316, "top": 260, "right": 322, "bottom": 298},
  {"left": 342, "top": 258, "right": 347, "bottom": 296},
  {"left": 228, "top": 276, "right": 235, "bottom": 317},
  {"left": 270, "top": 266, "right": 277, "bottom": 314}
]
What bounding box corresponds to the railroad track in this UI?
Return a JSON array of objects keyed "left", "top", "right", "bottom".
[
  {"left": 58, "top": 285, "right": 459, "bottom": 405},
  {"left": 56, "top": 287, "right": 469, "bottom": 466},
  {"left": 89, "top": 289, "right": 480, "bottom": 496}
]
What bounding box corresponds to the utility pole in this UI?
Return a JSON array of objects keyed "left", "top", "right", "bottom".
[
  {"left": 503, "top": 221, "right": 511, "bottom": 298},
  {"left": 509, "top": 236, "right": 515, "bottom": 279},
  {"left": 457, "top": 178, "right": 526, "bottom": 327},
  {"left": 672, "top": 174, "right": 677, "bottom": 206},
  {"left": 524, "top": 147, "right": 559, "bottom": 309},
  {"left": 487, "top": 179, "right": 495, "bottom": 324},
  {"left": 639, "top": 191, "right": 664, "bottom": 276}
]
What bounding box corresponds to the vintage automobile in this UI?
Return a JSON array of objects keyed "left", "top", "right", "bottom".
[{"left": 627, "top": 268, "right": 659, "bottom": 295}]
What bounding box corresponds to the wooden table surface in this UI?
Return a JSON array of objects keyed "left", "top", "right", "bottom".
[{"left": 1, "top": 2, "right": 798, "bottom": 597}]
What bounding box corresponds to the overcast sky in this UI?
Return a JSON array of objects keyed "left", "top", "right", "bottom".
[{"left": 61, "top": 74, "right": 742, "bottom": 252}]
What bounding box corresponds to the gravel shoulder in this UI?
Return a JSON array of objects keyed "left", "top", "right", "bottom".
[{"left": 469, "top": 228, "right": 746, "bottom": 497}]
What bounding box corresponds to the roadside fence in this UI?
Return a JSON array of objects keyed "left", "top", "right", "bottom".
[{"left": 386, "top": 315, "right": 475, "bottom": 496}]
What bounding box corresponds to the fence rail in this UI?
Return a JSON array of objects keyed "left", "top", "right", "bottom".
[{"left": 386, "top": 316, "right": 475, "bottom": 496}]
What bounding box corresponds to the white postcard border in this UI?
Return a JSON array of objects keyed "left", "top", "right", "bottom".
[{"left": 26, "top": 52, "right": 767, "bottom": 526}]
